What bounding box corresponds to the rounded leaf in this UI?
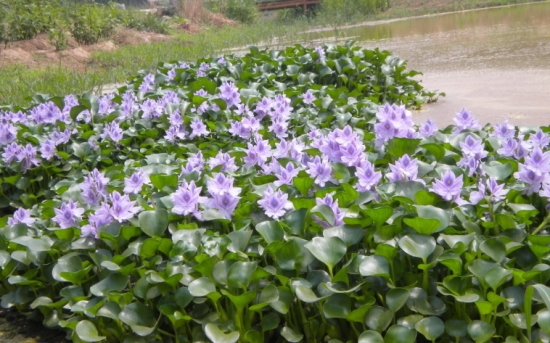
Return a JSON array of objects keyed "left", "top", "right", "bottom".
[
  {"left": 415, "top": 316, "right": 445, "bottom": 341},
  {"left": 205, "top": 323, "right": 240, "bottom": 343},
  {"left": 304, "top": 236, "right": 346, "bottom": 271},
  {"left": 467, "top": 320, "right": 496, "bottom": 343},
  {"left": 359, "top": 255, "right": 390, "bottom": 277},
  {"left": 75, "top": 320, "right": 106, "bottom": 342},
  {"left": 138, "top": 209, "right": 168, "bottom": 237},
  {"left": 384, "top": 324, "right": 416, "bottom": 343},
  {"left": 358, "top": 330, "right": 384, "bottom": 343},
  {"left": 398, "top": 234, "right": 436, "bottom": 260},
  {"left": 188, "top": 277, "right": 216, "bottom": 297}
]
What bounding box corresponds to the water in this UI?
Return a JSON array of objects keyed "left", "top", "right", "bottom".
[{"left": 309, "top": 2, "right": 550, "bottom": 126}]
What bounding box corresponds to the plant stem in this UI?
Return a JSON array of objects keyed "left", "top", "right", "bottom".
[{"left": 532, "top": 213, "right": 550, "bottom": 235}]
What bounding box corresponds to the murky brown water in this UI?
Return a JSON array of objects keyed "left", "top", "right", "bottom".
[{"left": 307, "top": 2, "right": 550, "bottom": 127}]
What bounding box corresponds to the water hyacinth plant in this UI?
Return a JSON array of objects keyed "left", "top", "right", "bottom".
[{"left": 1, "top": 42, "right": 550, "bottom": 343}]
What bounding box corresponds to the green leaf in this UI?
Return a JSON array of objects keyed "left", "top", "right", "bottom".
[
  {"left": 398, "top": 234, "right": 436, "bottom": 261},
  {"left": 358, "top": 330, "right": 384, "bottom": 343},
  {"left": 150, "top": 173, "right": 178, "bottom": 190},
  {"left": 203, "top": 323, "right": 239, "bottom": 343},
  {"left": 415, "top": 317, "right": 445, "bottom": 341},
  {"left": 421, "top": 143, "right": 445, "bottom": 161},
  {"left": 446, "top": 319, "right": 468, "bottom": 338},
  {"left": 365, "top": 206, "right": 393, "bottom": 227},
  {"left": 484, "top": 267, "right": 512, "bottom": 291},
  {"left": 384, "top": 324, "right": 416, "bottom": 343},
  {"left": 482, "top": 162, "right": 513, "bottom": 180},
  {"left": 138, "top": 209, "right": 169, "bottom": 237},
  {"left": 293, "top": 177, "right": 314, "bottom": 196},
  {"left": 227, "top": 262, "right": 257, "bottom": 289},
  {"left": 415, "top": 190, "right": 438, "bottom": 205},
  {"left": 467, "top": 320, "right": 496, "bottom": 343},
  {"left": 188, "top": 277, "right": 216, "bottom": 296},
  {"left": 284, "top": 209, "right": 307, "bottom": 236},
  {"left": 508, "top": 204, "right": 539, "bottom": 219},
  {"left": 75, "top": 320, "right": 106, "bottom": 342},
  {"left": 311, "top": 204, "right": 335, "bottom": 226},
  {"left": 403, "top": 217, "right": 440, "bottom": 235},
  {"left": 90, "top": 274, "right": 128, "bottom": 297},
  {"left": 323, "top": 225, "right": 364, "bottom": 246},
  {"left": 386, "top": 288, "right": 409, "bottom": 312},
  {"left": 359, "top": 255, "right": 390, "bottom": 278},
  {"left": 323, "top": 294, "right": 351, "bottom": 319},
  {"left": 304, "top": 237, "right": 346, "bottom": 272},
  {"left": 281, "top": 326, "right": 303, "bottom": 342},
  {"left": 416, "top": 205, "right": 450, "bottom": 232},
  {"left": 365, "top": 306, "right": 393, "bottom": 331},
  {"left": 480, "top": 237, "right": 506, "bottom": 263},
  {"left": 274, "top": 238, "right": 314, "bottom": 271},
  {"left": 118, "top": 302, "right": 156, "bottom": 336},
  {"left": 387, "top": 138, "right": 420, "bottom": 158},
  {"left": 256, "top": 221, "right": 283, "bottom": 244}
]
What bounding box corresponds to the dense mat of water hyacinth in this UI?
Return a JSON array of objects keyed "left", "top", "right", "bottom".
[{"left": 1, "top": 43, "right": 550, "bottom": 343}]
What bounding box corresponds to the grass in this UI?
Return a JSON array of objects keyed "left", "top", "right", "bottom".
[{"left": 0, "top": 0, "right": 548, "bottom": 107}]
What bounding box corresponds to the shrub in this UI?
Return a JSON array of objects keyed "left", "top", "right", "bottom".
[
  {"left": 69, "top": 3, "right": 119, "bottom": 45},
  {"left": 207, "top": 0, "right": 259, "bottom": 24},
  {"left": 118, "top": 10, "right": 171, "bottom": 34},
  {"left": 319, "top": 0, "right": 390, "bottom": 22}
]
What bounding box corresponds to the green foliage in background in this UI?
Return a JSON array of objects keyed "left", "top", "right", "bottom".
[{"left": 318, "top": 0, "right": 390, "bottom": 22}]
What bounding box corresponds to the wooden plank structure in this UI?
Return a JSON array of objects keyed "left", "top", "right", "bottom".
[{"left": 258, "top": 0, "right": 319, "bottom": 12}]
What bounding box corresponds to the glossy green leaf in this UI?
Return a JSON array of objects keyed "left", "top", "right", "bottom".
[
  {"left": 398, "top": 234, "right": 436, "bottom": 260},
  {"left": 118, "top": 302, "right": 156, "bottom": 336},
  {"left": 304, "top": 236, "right": 346, "bottom": 272},
  {"left": 386, "top": 288, "right": 410, "bottom": 312},
  {"left": 188, "top": 277, "right": 216, "bottom": 296},
  {"left": 467, "top": 320, "right": 496, "bottom": 343},
  {"left": 227, "top": 262, "right": 257, "bottom": 289},
  {"left": 365, "top": 306, "right": 393, "bottom": 332},
  {"left": 323, "top": 294, "right": 351, "bottom": 319},
  {"left": 358, "top": 330, "right": 384, "bottom": 343},
  {"left": 415, "top": 316, "right": 445, "bottom": 341},
  {"left": 75, "top": 320, "right": 106, "bottom": 342},
  {"left": 138, "top": 209, "right": 168, "bottom": 237},
  {"left": 359, "top": 255, "right": 390, "bottom": 278},
  {"left": 480, "top": 237, "right": 506, "bottom": 263},
  {"left": 281, "top": 326, "right": 303, "bottom": 342},
  {"left": 205, "top": 323, "right": 240, "bottom": 343},
  {"left": 384, "top": 324, "right": 416, "bottom": 343}
]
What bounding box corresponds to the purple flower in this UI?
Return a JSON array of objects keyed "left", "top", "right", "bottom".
[
  {"left": 120, "top": 91, "right": 138, "bottom": 119},
  {"left": 17, "top": 144, "right": 41, "bottom": 173},
  {"left": 497, "top": 138, "right": 518, "bottom": 157},
  {"left": 8, "top": 208, "right": 36, "bottom": 226},
  {"left": 217, "top": 56, "right": 226, "bottom": 65},
  {"left": 139, "top": 73, "right": 155, "bottom": 92},
  {"left": 460, "top": 135, "right": 487, "bottom": 158},
  {"left": 243, "top": 140, "right": 271, "bottom": 168},
  {"left": 314, "top": 46, "right": 325, "bottom": 60},
  {"left": 419, "top": 119, "right": 438, "bottom": 137},
  {"left": 39, "top": 140, "right": 57, "bottom": 160},
  {"left": 2, "top": 142, "right": 22, "bottom": 163},
  {"left": 492, "top": 120, "right": 515, "bottom": 140},
  {"left": 209, "top": 152, "right": 238, "bottom": 173},
  {"left": 169, "top": 110, "right": 183, "bottom": 127},
  {"left": 274, "top": 162, "right": 300, "bottom": 187},
  {"left": 258, "top": 186, "right": 291, "bottom": 219},
  {"left": 140, "top": 99, "right": 163, "bottom": 119},
  {"left": 374, "top": 119, "right": 399, "bottom": 147},
  {"left": 529, "top": 130, "right": 550, "bottom": 149},
  {"left": 524, "top": 147, "right": 550, "bottom": 176},
  {"left": 109, "top": 191, "right": 141, "bottom": 222},
  {"left": 166, "top": 68, "right": 177, "bottom": 81},
  {"left": 302, "top": 90, "right": 316, "bottom": 105},
  {"left": 514, "top": 164, "right": 547, "bottom": 195},
  {"left": 195, "top": 89, "right": 208, "bottom": 97},
  {"left": 430, "top": 170, "right": 464, "bottom": 203},
  {"left": 203, "top": 192, "right": 240, "bottom": 220},
  {"left": 316, "top": 194, "right": 344, "bottom": 227},
  {"left": 470, "top": 177, "right": 509, "bottom": 205},
  {"left": 80, "top": 169, "right": 109, "bottom": 205},
  {"left": 340, "top": 140, "right": 365, "bottom": 166},
  {"left": 98, "top": 95, "right": 115, "bottom": 115},
  {"left": 306, "top": 156, "right": 335, "bottom": 187},
  {"left": 453, "top": 108, "right": 481, "bottom": 133},
  {"left": 355, "top": 161, "right": 382, "bottom": 191},
  {"left": 49, "top": 129, "right": 72, "bottom": 146},
  {"left": 124, "top": 170, "right": 148, "bottom": 194},
  {"left": 219, "top": 81, "right": 241, "bottom": 108},
  {"left": 76, "top": 110, "right": 92, "bottom": 123},
  {"left": 207, "top": 173, "right": 241, "bottom": 196},
  {"left": 189, "top": 118, "right": 209, "bottom": 139},
  {"left": 101, "top": 122, "right": 124, "bottom": 143},
  {"left": 387, "top": 155, "right": 423, "bottom": 184},
  {"left": 254, "top": 97, "right": 273, "bottom": 120},
  {"left": 53, "top": 200, "right": 85, "bottom": 229},
  {"left": 171, "top": 180, "right": 202, "bottom": 217},
  {"left": 0, "top": 123, "right": 18, "bottom": 145}
]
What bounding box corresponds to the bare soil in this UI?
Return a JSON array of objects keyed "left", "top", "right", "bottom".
[{"left": 0, "top": 28, "right": 171, "bottom": 71}]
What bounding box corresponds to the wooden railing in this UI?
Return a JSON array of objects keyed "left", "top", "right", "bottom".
[{"left": 258, "top": 0, "right": 320, "bottom": 11}]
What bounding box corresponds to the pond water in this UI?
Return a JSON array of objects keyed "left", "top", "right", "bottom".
[{"left": 307, "top": 2, "right": 550, "bottom": 127}]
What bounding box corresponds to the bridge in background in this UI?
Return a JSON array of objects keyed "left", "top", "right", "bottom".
[{"left": 258, "top": 0, "right": 320, "bottom": 12}]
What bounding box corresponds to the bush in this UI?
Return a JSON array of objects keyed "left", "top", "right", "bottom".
[
  {"left": 118, "top": 10, "right": 171, "bottom": 34},
  {"left": 319, "top": 0, "right": 390, "bottom": 22},
  {"left": 208, "top": 0, "right": 260, "bottom": 24},
  {"left": 69, "top": 4, "right": 119, "bottom": 45}
]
